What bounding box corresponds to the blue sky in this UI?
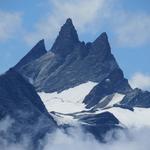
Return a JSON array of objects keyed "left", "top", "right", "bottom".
[{"left": 0, "top": 0, "right": 150, "bottom": 90}]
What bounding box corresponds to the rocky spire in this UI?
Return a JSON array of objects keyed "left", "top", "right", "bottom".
[
  {"left": 91, "top": 32, "right": 111, "bottom": 59},
  {"left": 51, "top": 18, "right": 79, "bottom": 57},
  {"left": 15, "top": 39, "right": 47, "bottom": 69},
  {"left": 93, "top": 32, "right": 109, "bottom": 46}
]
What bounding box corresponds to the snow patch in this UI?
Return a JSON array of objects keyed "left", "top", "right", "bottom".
[
  {"left": 107, "top": 93, "right": 125, "bottom": 107},
  {"left": 50, "top": 113, "right": 78, "bottom": 126},
  {"left": 76, "top": 105, "right": 150, "bottom": 128},
  {"left": 107, "top": 107, "right": 150, "bottom": 128},
  {"left": 96, "top": 93, "right": 125, "bottom": 108},
  {"left": 94, "top": 107, "right": 150, "bottom": 128},
  {"left": 38, "top": 81, "right": 97, "bottom": 114}
]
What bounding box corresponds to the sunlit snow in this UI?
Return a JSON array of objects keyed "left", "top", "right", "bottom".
[
  {"left": 38, "top": 81, "right": 98, "bottom": 114},
  {"left": 107, "top": 93, "right": 125, "bottom": 107},
  {"left": 107, "top": 107, "right": 150, "bottom": 128},
  {"left": 39, "top": 82, "right": 150, "bottom": 128}
]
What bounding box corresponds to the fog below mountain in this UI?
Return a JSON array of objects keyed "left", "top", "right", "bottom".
[
  {"left": 43, "top": 127, "right": 150, "bottom": 150},
  {"left": 0, "top": 116, "right": 149, "bottom": 150}
]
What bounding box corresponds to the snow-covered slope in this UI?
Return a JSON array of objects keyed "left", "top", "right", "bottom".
[
  {"left": 39, "top": 81, "right": 150, "bottom": 129},
  {"left": 39, "top": 80, "right": 144, "bottom": 129},
  {"left": 74, "top": 104, "right": 150, "bottom": 128},
  {"left": 96, "top": 107, "right": 150, "bottom": 128},
  {"left": 38, "top": 81, "right": 97, "bottom": 114}
]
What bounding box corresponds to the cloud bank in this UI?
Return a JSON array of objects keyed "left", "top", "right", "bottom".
[
  {"left": 42, "top": 127, "right": 150, "bottom": 150},
  {"left": 1, "top": 116, "right": 150, "bottom": 150},
  {"left": 129, "top": 72, "right": 150, "bottom": 91}
]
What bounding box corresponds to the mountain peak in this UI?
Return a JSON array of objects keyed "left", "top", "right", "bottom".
[
  {"left": 93, "top": 32, "right": 109, "bottom": 46},
  {"left": 66, "top": 18, "right": 73, "bottom": 25},
  {"left": 99, "top": 32, "right": 108, "bottom": 40},
  {"left": 51, "top": 18, "right": 79, "bottom": 57},
  {"left": 30, "top": 39, "right": 46, "bottom": 54},
  {"left": 90, "top": 32, "right": 111, "bottom": 59},
  {"left": 15, "top": 39, "right": 47, "bottom": 70}
]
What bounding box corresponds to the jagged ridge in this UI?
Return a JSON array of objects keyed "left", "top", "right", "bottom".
[
  {"left": 14, "top": 18, "right": 130, "bottom": 95},
  {"left": 14, "top": 18, "right": 150, "bottom": 109}
]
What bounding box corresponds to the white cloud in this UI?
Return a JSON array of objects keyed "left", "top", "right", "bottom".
[
  {"left": 42, "top": 127, "right": 150, "bottom": 150},
  {"left": 1, "top": 116, "right": 150, "bottom": 150},
  {"left": 24, "top": 0, "right": 150, "bottom": 48},
  {"left": 0, "top": 116, "right": 28, "bottom": 150},
  {"left": 129, "top": 72, "right": 150, "bottom": 91},
  {"left": 113, "top": 12, "right": 150, "bottom": 47},
  {"left": 24, "top": 0, "right": 111, "bottom": 45},
  {"left": 0, "top": 11, "right": 22, "bottom": 42}
]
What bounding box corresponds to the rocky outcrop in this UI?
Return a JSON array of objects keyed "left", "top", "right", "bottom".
[
  {"left": 84, "top": 68, "right": 132, "bottom": 108},
  {"left": 51, "top": 18, "right": 79, "bottom": 57},
  {"left": 120, "top": 88, "right": 150, "bottom": 108},
  {"left": 80, "top": 112, "right": 120, "bottom": 141},
  {"left": 15, "top": 39, "right": 47, "bottom": 70},
  {"left": 0, "top": 69, "right": 56, "bottom": 145}
]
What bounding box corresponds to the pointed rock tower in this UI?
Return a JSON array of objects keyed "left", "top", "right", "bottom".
[
  {"left": 15, "top": 39, "right": 47, "bottom": 69},
  {"left": 51, "top": 18, "right": 79, "bottom": 57}
]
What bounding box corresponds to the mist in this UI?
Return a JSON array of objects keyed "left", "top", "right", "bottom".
[
  {"left": 0, "top": 116, "right": 149, "bottom": 150},
  {"left": 42, "top": 127, "right": 150, "bottom": 150}
]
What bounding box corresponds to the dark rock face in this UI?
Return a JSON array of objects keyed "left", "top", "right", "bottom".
[
  {"left": 51, "top": 18, "right": 79, "bottom": 57},
  {"left": 80, "top": 112, "right": 120, "bottom": 140},
  {"left": 84, "top": 69, "right": 132, "bottom": 108},
  {"left": 0, "top": 69, "right": 56, "bottom": 145},
  {"left": 15, "top": 19, "right": 128, "bottom": 93},
  {"left": 80, "top": 111, "right": 119, "bottom": 125},
  {"left": 15, "top": 39, "right": 47, "bottom": 70},
  {"left": 34, "top": 41, "right": 119, "bottom": 92},
  {"left": 120, "top": 88, "right": 150, "bottom": 108}
]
